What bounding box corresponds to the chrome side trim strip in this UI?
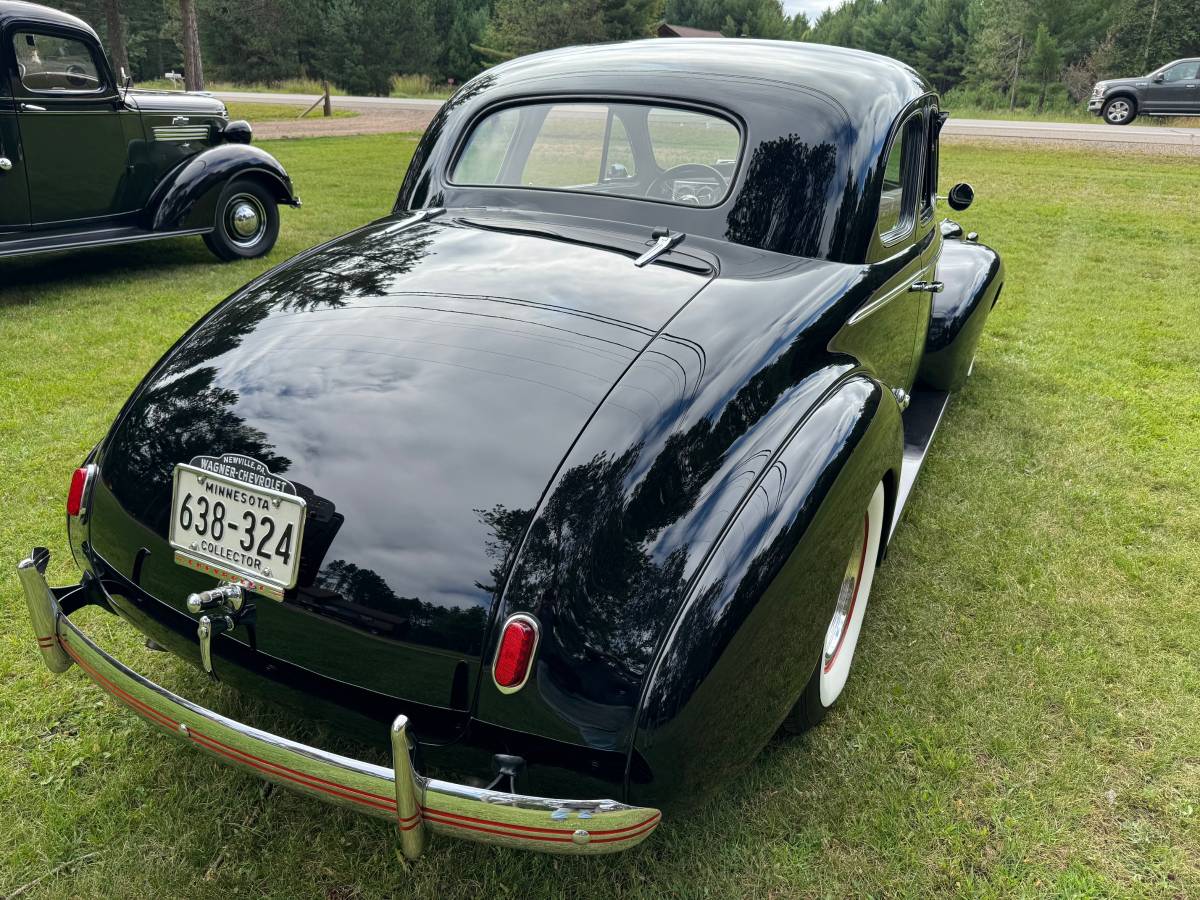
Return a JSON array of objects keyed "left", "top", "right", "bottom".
[{"left": 153, "top": 125, "right": 211, "bottom": 141}]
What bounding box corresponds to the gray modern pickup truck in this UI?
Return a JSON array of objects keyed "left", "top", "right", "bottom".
[{"left": 1089, "top": 58, "right": 1200, "bottom": 124}]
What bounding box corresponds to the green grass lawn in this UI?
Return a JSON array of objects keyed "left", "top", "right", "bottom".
[
  {"left": 2, "top": 135, "right": 1199, "bottom": 897},
  {"left": 224, "top": 101, "right": 358, "bottom": 123}
]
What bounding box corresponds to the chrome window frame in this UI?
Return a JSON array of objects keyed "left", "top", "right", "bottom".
[
  {"left": 876, "top": 110, "right": 925, "bottom": 248},
  {"left": 445, "top": 95, "right": 746, "bottom": 211},
  {"left": 10, "top": 26, "right": 111, "bottom": 97}
]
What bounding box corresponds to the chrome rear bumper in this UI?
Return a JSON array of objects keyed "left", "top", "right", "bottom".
[{"left": 18, "top": 549, "right": 660, "bottom": 857}]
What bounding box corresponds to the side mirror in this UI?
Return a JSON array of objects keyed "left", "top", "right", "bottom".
[
  {"left": 606, "top": 163, "right": 630, "bottom": 180},
  {"left": 1152, "top": 73, "right": 1164, "bottom": 83},
  {"left": 947, "top": 182, "right": 974, "bottom": 212}
]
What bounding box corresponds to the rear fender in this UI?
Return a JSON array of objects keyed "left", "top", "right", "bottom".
[
  {"left": 918, "top": 235, "right": 1004, "bottom": 391},
  {"left": 145, "top": 144, "right": 298, "bottom": 233},
  {"left": 628, "top": 374, "right": 902, "bottom": 807}
]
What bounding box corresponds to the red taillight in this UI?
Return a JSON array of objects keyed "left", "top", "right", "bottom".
[
  {"left": 66, "top": 465, "right": 92, "bottom": 517},
  {"left": 493, "top": 615, "right": 539, "bottom": 692}
]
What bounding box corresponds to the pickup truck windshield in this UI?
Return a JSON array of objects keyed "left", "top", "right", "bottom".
[{"left": 451, "top": 101, "right": 741, "bottom": 208}]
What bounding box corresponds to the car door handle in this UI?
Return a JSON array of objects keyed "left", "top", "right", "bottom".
[
  {"left": 19, "top": 103, "right": 46, "bottom": 111},
  {"left": 909, "top": 281, "right": 944, "bottom": 293}
]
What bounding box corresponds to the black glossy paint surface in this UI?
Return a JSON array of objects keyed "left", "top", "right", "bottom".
[
  {"left": 147, "top": 143, "right": 296, "bottom": 231},
  {"left": 91, "top": 214, "right": 710, "bottom": 711},
  {"left": 70, "top": 35, "right": 1004, "bottom": 805},
  {"left": 918, "top": 237, "right": 1004, "bottom": 391}
]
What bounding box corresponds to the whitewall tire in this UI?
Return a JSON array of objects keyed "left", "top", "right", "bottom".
[{"left": 782, "top": 480, "right": 885, "bottom": 733}]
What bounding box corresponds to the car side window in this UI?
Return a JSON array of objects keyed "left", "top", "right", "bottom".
[
  {"left": 877, "top": 115, "right": 923, "bottom": 242},
  {"left": 12, "top": 31, "right": 104, "bottom": 94},
  {"left": 1163, "top": 62, "right": 1200, "bottom": 82},
  {"left": 920, "top": 109, "right": 939, "bottom": 220},
  {"left": 603, "top": 112, "right": 636, "bottom": 179}
]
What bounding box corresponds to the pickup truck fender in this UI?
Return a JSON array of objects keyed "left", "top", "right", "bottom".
[
  {"left": 918, "top": 232, "right": 1005, "bottom": 391},
  {"left": 144, "top": 143, "right": 299, "bottom": 233},
  {"left": 628, "top": 374, "right": 902, "bottom": 807}
]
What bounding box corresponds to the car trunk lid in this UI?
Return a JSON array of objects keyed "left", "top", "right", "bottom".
[{"left": 88, "top": 214, "right": 712, "bottom": 718}]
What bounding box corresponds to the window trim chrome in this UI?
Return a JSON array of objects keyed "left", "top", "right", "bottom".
[
  {"left": 876, "top": 110, "right": 925, "bottom": 248},
  {"left": 444, "top": 94, "right": 747, "bottom": 211},
  {"left": 10, "top": 25, "right": 112, "bottom": 98}
]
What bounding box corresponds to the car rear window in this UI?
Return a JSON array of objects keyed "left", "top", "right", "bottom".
[{"left": 451, "top": 101, "right": 741, "bottom": 208}]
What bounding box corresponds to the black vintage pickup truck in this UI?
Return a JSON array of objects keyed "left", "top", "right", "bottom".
[{"left": 0, "top": 1, "right": 298, "bottom": 260}]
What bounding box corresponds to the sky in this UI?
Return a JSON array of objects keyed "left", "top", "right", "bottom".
[{"left": 782, "top": 0, "right": 842, "bottom": 20}]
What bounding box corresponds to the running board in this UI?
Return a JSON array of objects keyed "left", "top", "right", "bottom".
[
  {"left": 0, "top": 225, "right": 210, "bottom": 258},
  {"left": 889, "top": 388, "right": 950, "bottom": 542}
]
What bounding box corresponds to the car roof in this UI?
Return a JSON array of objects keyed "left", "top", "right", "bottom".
[
  {"left": 400, "top": 38, "right": 935, "bottom": 263},
  {"left": 0, "top": 1, "right": 98, "bottom": 38},
  {"left": 486, "top": 38, "right": 932, "bottom": 126}
]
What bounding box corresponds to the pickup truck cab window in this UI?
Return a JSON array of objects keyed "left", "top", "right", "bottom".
[
  {"left": 1160, "top": 61, "right": 1200, "bottom": 82},
  {"left": 451, "top": 101, "right": 742, "bottom": 208},
  {"left": 12, "top": 30, "right": 104, "bottom": 93}
]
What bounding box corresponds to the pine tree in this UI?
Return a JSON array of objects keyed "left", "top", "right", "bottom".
[
  {"left": 103, "top": 0, "right": 130, "bottom": 77},
  {"left": 178, "top": 0, "right": 204, "bottom": 89},
  {"left": 1029, "top": 23, "right": 1062, "bottom": 110},
  {"left": 912, "top": 0, "right": 969, "bottom": 92}
]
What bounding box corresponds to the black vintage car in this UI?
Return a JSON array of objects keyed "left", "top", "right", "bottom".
[
  {"left": 19, "top": 40, "right": 1003, "bottom": 856},
  {"left": 1088, "top": 57, "right": 1200, "bottom": 124},
  {"left": 0, "top": 1, "right": 298, "bottom": 260}
]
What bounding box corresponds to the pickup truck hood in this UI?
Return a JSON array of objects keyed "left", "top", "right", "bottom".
[
  {"left": 127, "top": 89, "right": 227, "bottom": 116},
  {"left": 88, "top": 214, "right": 711, "bottom": 714}
]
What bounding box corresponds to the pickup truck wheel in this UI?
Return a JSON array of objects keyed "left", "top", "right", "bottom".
[
  {"left": 203, "top": 178, "right": 280, "bottom": 261},
  {"left": 1102, "top": 97, "right": 1136, "bottom": 125},
  {"left": 780, "top": 480, "right": 885, "bottom": 734}
]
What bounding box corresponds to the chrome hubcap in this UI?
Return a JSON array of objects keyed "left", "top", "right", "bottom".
[
  {"left": 1107, "top": 101, "right": 1130, "bottom": 122},
  {"left": 225, "top": 194, "right": 265, "bottom": 246},
  {"left": 823, "top": 514, "right": 868, "bottom": 672}
]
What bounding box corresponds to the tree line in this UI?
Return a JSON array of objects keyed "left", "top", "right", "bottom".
[{"left": 53, "top": 0, "right": 1200, "bottom": 110}]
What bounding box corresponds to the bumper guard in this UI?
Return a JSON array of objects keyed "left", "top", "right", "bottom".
[{"left": 18, "top": 549, "right": 660, "bottom": 857}]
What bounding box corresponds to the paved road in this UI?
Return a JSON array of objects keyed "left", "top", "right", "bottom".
[
  {"left": 215, "top": 90, "right": 444, "bottom": 111},
  {"left": 214, "top": 90, "right": 1200, "bottom": 147}
]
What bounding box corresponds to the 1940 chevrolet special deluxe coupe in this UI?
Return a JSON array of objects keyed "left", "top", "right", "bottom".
[
  {"left": 19, "top": 39, "right": 1003, "bottom": 856},
  {"left": 0, "top": 1, "right": 297, "bottom": 260}
]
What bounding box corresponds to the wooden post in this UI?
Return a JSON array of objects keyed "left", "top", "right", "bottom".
[{"left": 323, "top": 80, "right": 332, "bottom": 118}]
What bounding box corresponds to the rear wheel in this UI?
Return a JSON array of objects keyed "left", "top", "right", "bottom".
[
  {"left": 203, "top": 178, "right": 279, "bottom": 261},
  {"left": 1102, "top": 96, "right": 1136, "bottom": 125},
  {"left": 781, "top": 481, "right": 885, "bottom": 733}
]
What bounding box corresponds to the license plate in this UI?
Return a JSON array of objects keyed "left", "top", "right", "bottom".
[{"left": 168, "top": 458, "right": 307, "bottom": 600}]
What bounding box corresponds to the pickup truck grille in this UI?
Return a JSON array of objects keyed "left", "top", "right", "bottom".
[{"left": 153, "top": 125, "right": 211, "bottom": 142}]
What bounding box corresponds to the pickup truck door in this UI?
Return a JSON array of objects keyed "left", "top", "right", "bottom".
[
  {"left": 1145, "top": 61, "right": 1200, "bottom": 113},
  {"left": 10, "top": 27, "right": 131, "bottom": 225},
  {"left": 0, "top": 70, "right": 30, "bottom": 227}
]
